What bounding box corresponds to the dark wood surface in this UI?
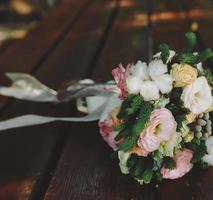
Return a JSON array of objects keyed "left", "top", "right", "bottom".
[{"left": 0, "top": 0, "right": 212, "bottom": 199}]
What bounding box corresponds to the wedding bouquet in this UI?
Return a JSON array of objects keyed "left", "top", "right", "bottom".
[
  {"left": 0, "top": 32, "right": 212, "bottom": 185},
  {"left": 99, "top": 32, "right": 213, "bottom": 184}
]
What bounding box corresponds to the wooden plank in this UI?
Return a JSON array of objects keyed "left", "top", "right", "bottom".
[
  {"left": 44, "top": 1, "right": 156, "bottom": 200},
  {"left": 0, "top": 0, "right": 91, "bottom": 109},
  {"left": 0, "top": 0, "right": 115, "bottom": 199},
  {"left": 151, "top": 1, "right": 213, "bottom": 200},
  {"left": 181, "top": 0, "right": 213, "bottom": 67},
  {"left": 93, "top": 0, "right": 151, "bottom": 80},
  {"left": 150, "top": 0, "right": 190, "bottom": 53}
]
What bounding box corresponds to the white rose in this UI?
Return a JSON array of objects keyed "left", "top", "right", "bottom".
[
  {"left": 140, "top": 81, "right": 160, "bottom": 101},
  {"left": 118, "top": 151, "right": 131, "bottom": 174},
  {"left": 202, "top": 136, "right": 213, "bottom": 166},
  {"left": 131, "top": 61, "right": 149, "bottom": 81},
  {"left": 126, "top": 75, "right": 143, "bottom": 94},
  {"left": 181, "top": 76, "right": 213, "bottom": 114}
]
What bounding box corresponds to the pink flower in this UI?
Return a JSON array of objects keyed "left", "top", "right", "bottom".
[
  {"left": 161, "top": 149, "right": 193, "bottom": 179},
  {"left": 99, "top": 119, "right": 118, "bottom": 150},
  {"left": 137, "top": 108, "right": 177, "bottom": 152},
  {"left": 112, "top": 64, "right": 131, "bottom": 99}
]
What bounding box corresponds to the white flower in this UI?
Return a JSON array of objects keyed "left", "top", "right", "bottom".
[
  {"left": 181, "top": 76, "right": 213, "bottom": 114},
  {"left": 130, "top": 61, "right": 149, "bottom": 81},
  {"left": 118, "top": 151, "right": 131, "bottom": 174},
  {"left": 126, "top": 76, "right": 143, "bottom": 94},
  {"left": 153, "top": 50, "right": 176, "bottom": 64},
  {"left": 125, "top": 59, "right": 173, "bottom": 100},
  {"left": 202, "top": 136, "right": 213, "bottom": 166},
  {"left": 140, "top": 81, "right": 160, "bottom": 101},
  {"left": 148, "top": 60, "right": 168, "bottom": 80},
  {"left": 154, "top": 74, "right": 173, "bottom": 94}
]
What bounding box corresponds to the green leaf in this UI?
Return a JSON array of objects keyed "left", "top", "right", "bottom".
[
  {"left": 159, "top": 43, "right": 170, "bottom": 64},
  {"left": 142, "top": 169, "right": 153, "bottom": 184},
  {"left": 132, "top": 160, "right": 144, "bottom": 179},
  {"left": 203, "top": 69, "right": 213, "bottom": 87},
  {"left": 127, "top": 154, "right": 138, "bottom": 168},
  {"left": 132, "top": 103, "right": 153, "bottom": 137},
  {"left": 185, "top": 32, "right": 197, "bottom": 52},
  {"left": 163, "top": 157, "right": 176, "bottom": 169},
  {"left": 199, "top": 48, "right": 213, "bottom": 62},
  {"left": 117, "top": 136, "right": 137, "bottom": 151},
  {"left": 116, "top": 97, "right": 153, "bottom": 151},
  {"left": 114, "top": 128, "right": 129, "bottom": 141},
  {"left": 177, "top": 52, "right": 199, "bottom": 64},
  {"left": 114, "top": 122, "right": 125, "bottom": 132}
]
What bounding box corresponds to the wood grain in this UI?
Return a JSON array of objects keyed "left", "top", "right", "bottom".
[
  {"left": 0, "top": 0, "right": 115, "bottom": 199},
  {"left": 44, "top": 0, "right": 156, "bottom": 200},
  {"left": 0, "top": 0, "right": 91, "bottom": 109}
]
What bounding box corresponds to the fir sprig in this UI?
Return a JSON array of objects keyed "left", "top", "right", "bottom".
[{"left": 116, "top": 95, "right": 153, "bottom": 151}]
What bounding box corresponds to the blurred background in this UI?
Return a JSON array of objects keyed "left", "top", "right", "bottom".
[{"left": 0, "top": 0, "right": 61, "bottom": 52}]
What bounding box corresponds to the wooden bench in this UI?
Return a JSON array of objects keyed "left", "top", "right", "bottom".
[{"left": 0, "top": 0, "right": 212, "bottom": 199}]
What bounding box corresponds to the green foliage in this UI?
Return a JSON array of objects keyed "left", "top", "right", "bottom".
[
  {"left": 203, "top": 68, "right": 213, "bottom": 88},
  {"left": 152, "top": 151, "right": 164, "bottom": 171},
  {"left": 117, "top": 136, "right": 137, "bottom": 152},
  {"left": 127, "top": 154, "right": 145, "bottom": 180},
  {"left": 177, "top": 52, "right": 199, "bottom": 64},
  {"left": 166, "top": 88, "right": 190, "bottom": 131},
  {"left": 127, "top": 153, "right": 163, "bottom": 184},
  {"left": 116, "top": 95, "right": 153, "bottom": 151},
  {"left": 163, "top": 157, "right": 176, "bottom": 169},
  {"left": 199, "top": 48, "right": 213, "bottom": 62},
  {"left": 159, "top": 43, "right": 170, "bottom": 64},
  {"left": 186, "top": 138, "right": 207, "bottom": 165},
  {"left": 142, "top": 169, "right": 153, "bottom": 184},
  {"left": 185, "top": 32, "right": 197, "bottom": 52}
]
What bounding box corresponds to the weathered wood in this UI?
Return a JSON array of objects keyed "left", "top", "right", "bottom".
[
  {"left": 93, "top": 0, "right": 151, "bottom": 81},
  {"left": 181, "top": 0, "right": 213, "bottom": 68},
  {"left": 150, "top": 0, "right": 190, "bottom": 53},
  {"left": 0, "top": 0, "right": 115, "bottom": 199},
  {"left": 44, "top": 1, "right": 156, "bottom": 200},
  {"left": 151, "top": 1, "right": 213, "bottom": 200},
  {"left": 0, "top": 0, "right": 91, "bottom": 109}
]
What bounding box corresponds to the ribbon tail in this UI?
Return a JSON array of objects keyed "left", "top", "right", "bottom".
[{"left": 0, "top": 102, "right": 107, "bottom": 131}]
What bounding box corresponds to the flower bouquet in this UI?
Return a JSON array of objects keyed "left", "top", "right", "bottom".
[
  {"left": 0, "top": 32, "right": 212, "bottom": 185},
  {"left": 99, "top": 32, "right": 213, "bottom": 184}
]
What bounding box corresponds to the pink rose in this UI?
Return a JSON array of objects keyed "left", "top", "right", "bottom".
[
  {"left": 99, "top": 119, "right": 118, "bottom": 150},
  {"left": 138, "top": 108, "right": 176, "bottom": 152},
  {"left": 161, "top": 149, "right": 193, "bottom": 179},
  {"left": 112, "top": 64, "right": 131, "bottom": 99}
]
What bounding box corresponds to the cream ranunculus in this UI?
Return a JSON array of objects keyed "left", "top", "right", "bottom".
[
  {"left": 181, "top": 76, "right": 213, "bottom": 114},
  {"left": 171, "top": 63, "right": 198, "bottom": 87}
]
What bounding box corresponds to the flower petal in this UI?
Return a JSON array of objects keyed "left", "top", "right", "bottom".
[
  {"left": 148, "top": 59, "right": 168, "bottom": 80},
  {"left": 140, "top": 81, "right": 160, "bottom": 101},
  {"left": 154, "top": 74, "right": 173, "bottom": 94}
]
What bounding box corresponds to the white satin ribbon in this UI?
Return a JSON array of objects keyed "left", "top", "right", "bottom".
[{"left": 0, "top": 73, "right": 120, "bottom": 131}]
